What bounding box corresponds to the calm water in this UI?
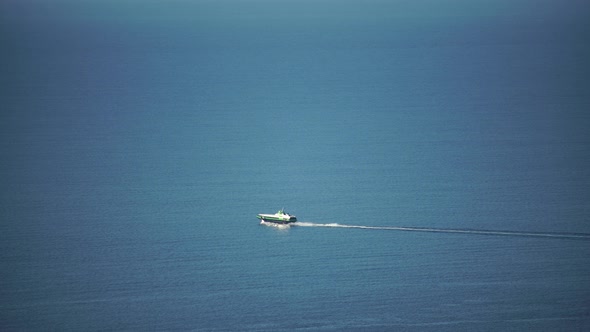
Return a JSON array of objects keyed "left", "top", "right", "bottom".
[{"left": 2, "top": 0, "right": 590, "bottom": 330}]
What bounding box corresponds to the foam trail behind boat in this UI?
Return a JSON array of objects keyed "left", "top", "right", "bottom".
[{"left": 291, "top": 222, "right": 590, "bottom": 240}]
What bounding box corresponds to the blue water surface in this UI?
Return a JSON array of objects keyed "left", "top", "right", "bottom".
[{"left": 1, "top": 0, "right": 590, "bottom": 330}]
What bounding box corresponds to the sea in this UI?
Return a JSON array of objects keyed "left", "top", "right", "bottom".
[{"left": 1, "top": 0, "right": 590, "bottom": 330}]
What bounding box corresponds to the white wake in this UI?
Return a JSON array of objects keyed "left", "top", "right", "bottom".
[
  {"left": 289, "top": 222, "right": 590, "bottom": 240},
  {"left": 259, "top": 220, "right": 291, "bottom": 230}
]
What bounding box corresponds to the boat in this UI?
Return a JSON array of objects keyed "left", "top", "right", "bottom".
[{"left": 257, "top": 209, "right": 297, "bottom": 224}]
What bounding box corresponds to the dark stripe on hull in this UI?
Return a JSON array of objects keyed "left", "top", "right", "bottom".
[{"left": 258, "top": 217, "right": 297, "bottom": 224}]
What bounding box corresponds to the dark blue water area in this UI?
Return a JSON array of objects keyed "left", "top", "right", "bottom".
[{"left": 2, "top": 0, "right": 590, "bottom": 330}]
